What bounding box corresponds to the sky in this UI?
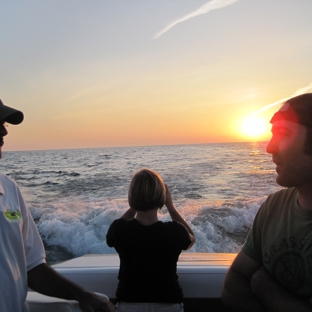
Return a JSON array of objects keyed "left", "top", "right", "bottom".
[{"left": 1, "top": 0, "right": 312, "bottom": 151}]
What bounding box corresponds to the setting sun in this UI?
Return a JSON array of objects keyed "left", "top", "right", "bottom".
[{"left": 240, "top": 116, "right": 268, "bottom": 139}]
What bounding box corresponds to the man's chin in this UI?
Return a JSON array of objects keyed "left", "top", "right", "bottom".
[{"left": 276, "top": 175, "right": 294, "bottom": 188}]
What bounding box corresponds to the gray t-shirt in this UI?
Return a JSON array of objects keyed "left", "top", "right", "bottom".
[{"left": 243, "top": 187, "right": 312, "bottom": 299}]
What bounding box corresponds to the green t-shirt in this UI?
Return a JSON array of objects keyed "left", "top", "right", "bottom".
[{"left": 243, "top": 187, "right": 312, "bottom": 299}]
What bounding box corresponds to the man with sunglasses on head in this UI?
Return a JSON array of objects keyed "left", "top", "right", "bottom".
[
  {"left": 0, "top": 99, "right": 115, "bottom": 312},
  {"left": 222, "top": 93, "right": 312, "bottom": 312}
]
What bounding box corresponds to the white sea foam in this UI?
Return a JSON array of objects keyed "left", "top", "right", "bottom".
[{"left": 29, "top": 194, "right": 268, "bottom": 262}]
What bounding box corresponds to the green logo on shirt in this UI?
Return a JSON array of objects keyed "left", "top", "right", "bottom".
[{"left": 4, "top": 210, "right": 21, "bottom": 221}]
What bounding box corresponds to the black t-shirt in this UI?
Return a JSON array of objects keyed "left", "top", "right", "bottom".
[{"left": 106, "top": 218, "right": 191, "bottom": 303}]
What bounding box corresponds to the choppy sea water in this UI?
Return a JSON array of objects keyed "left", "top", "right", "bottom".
[{"left": 0, "top": 142, "right": 282, "bottom": 264}]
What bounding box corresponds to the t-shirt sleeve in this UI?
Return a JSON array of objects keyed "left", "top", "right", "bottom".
[
  {"left": 242, "top": 200, "right": 268, "bottom": 263},
  {"left": 175, "top": 221, "right": 192, "bottom": 250},
  {"left": 106, "top": 219, "right": 125, "bottom": 247},
  {"left": 18, "top": 186, "right": 46, "bottom": 271}
]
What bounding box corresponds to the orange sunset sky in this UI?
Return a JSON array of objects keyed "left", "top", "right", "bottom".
[{"left": 1, "top": 0, "right": 312, "bottom": 151}]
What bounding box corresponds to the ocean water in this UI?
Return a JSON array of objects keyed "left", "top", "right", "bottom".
[{"left": 0, "top": 142, "right": 282, "bottom": 264}]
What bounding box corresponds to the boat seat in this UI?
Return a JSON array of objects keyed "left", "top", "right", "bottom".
[{"left": 27, "top": 291, "right": 108, "bottom": 312}]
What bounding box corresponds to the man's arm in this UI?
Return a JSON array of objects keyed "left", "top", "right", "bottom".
[
  {"left": 28, "top": 263, "right": 115, "bottom": 312},
  {"left": 251, "top": 266, "right": 312, "bottom": 312},
  {"left": 222, "top": 250, "right": 265, "bottom": 312},
  {"left": 223, "top": 251, "right": 312, "bottom": 312},
  {"left": 164, "top": 184, "right": 195, "bottom": 249}
]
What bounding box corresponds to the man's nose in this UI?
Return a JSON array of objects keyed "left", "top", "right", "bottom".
[
  {"left": 0, "top": 122, "right": 8, "bottom": 137},
  {"left": 266, "top": 138, "right": 278, "bottom": 154}
]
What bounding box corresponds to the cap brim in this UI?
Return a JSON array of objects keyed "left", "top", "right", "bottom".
[{"left": 0, "top": 100, "right": 24, "bottom": 125}]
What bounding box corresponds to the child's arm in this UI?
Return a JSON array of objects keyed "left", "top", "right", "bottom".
[
  {"left": 120, "top": 207, "right": 136, "bottom": 219},
  {"left": 164, "top": 184, "right": 195, "bottom": 249}
]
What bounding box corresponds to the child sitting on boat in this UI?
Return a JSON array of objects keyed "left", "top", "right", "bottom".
[{"left": 106, "top": 168, "right": 195, "bottom": 312}]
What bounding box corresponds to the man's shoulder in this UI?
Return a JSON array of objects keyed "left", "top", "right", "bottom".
[
  {"left": 263, "top": 187, "right": 297, "bottom": 210},
  {"left": 268, "top": 187, "right": 297, "bottom": 200},
  {"left": 0, "top": 172, "right": 17, "bottom": 187}
]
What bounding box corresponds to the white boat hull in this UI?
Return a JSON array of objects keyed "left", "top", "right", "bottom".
[{"left": 28, "top": 252, "right": 237, "bottom": 311}]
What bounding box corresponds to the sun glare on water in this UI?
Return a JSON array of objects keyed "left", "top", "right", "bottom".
[{"left": 240, "top": 116, "right": 268, "bottom": 139}]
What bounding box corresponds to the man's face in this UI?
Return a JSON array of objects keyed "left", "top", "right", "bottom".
[
  {"left": 266, "top": 119, "right": 312, "bottom": 188},
  {"left": 0, "top": 121, "right": 8, "bottom": 159}
]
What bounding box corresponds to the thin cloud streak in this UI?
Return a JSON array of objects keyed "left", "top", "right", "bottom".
[
  {"left": 63, "top": 85, "right": 101, "bottom": 104},
  {"left": 153, "top": 0, "right": 239, "bottom": 39},
  {"left": 229, "top": 82, "right": 312, "bottom": 127}
]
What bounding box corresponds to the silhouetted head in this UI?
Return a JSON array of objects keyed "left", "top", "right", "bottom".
[
  {"left": 128, "top": 168, "right": 166, "bottom": 211},
  {"left": 0, "top": 99, "right": 24, "bottom": 158},
  {"left": 0, "top": 99, "right": 24, "bottom": 125},
  {"left": 270, "top": 93, "right": 312, "bottom": 155}
]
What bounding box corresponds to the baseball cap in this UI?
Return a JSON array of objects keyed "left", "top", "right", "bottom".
[
  {"left": 270, "top": 93, "right": 312, "bottom": 127},
  {"left": 0, "top": 99, "right": 24, "bottom": 125}
]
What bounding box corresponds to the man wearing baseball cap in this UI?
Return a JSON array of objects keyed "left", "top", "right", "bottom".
[
  {"left": 223, "top": 93, "right": 312, "bottom": 312},
  {"left": 0, "top": 99, "right": 24, "bottom": 159},
  {"left": 0, "top": 100, "right": 115, "bottom": 312}
]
